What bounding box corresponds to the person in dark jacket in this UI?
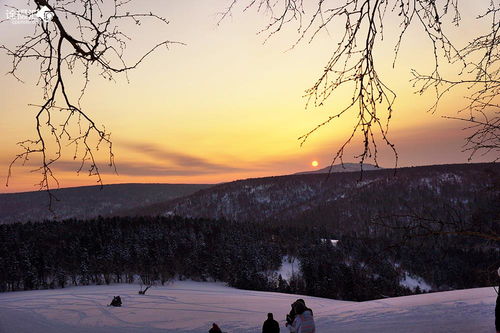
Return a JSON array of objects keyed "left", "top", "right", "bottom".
[
  {"left": 209, "top": 322, "right": 222, "bottom": 333},
  {"left": 496, "top": 267, "right": 500, "bottom": 333},
  {"left": 496, "top": 290, "right": 500, "bottom": 333},
  {"left": 286, "top": 303, "right": 296, "bottom": 326},
  {"left": 263, "top": 312, "right": 280, "bottom": 333}
]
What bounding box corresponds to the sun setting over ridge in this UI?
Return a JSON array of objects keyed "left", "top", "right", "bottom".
[{"left": 0, "top": 2, "right": 497, "bottom": 332}]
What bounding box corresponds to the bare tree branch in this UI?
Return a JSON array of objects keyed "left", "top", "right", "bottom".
[
  {"left": 221, "top": 0, "right": 498, "bottom": 167},
  {"left": 2, "top": 0, "right": 181, "bottom": 206}
]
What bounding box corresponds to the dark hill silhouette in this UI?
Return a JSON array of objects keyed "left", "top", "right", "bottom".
[
  {"left": 2, "top": 163, "right": 497, "bottom": 229},
  {"left": 0, "top": 183, "right": 212, "bottom": 224},
  {"left": 294, "top": 162, "right": 381, "bottom": 175},
  {"left": 120, "top": 163, "right": 498, "bottom": 233}
]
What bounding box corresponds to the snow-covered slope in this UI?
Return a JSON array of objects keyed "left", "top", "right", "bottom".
[
  {"left": 0, "top": 183, "right": 211, "bottom": 224},
  {"left": 124, "top": 163, "right": 498, "bottom": 227},
  {"left": 0, "top": 281, "right": 496, "bottom": 333}
]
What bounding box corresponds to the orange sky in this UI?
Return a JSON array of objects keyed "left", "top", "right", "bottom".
[{"left": 0, "top": 1, "right": 496, "bottom": 193}]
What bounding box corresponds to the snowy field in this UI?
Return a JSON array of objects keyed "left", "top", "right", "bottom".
[{"left": 0, "top": 281, "right": 496, "bottom": 333}]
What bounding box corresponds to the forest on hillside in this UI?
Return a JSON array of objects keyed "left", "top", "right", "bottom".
[{"left": 0, "top": 216, "right": 497, "bottom": 301}]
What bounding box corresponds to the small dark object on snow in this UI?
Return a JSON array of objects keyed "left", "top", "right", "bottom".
[
  {"left": 262, "top": 312, "right": 280, "bottom": 333},
  {"left": 209, "top": 322, "right": 222, "bottom": 333},
  {"left": 110, "top": 295, "right": 122, "bottom": 307},
  {"left": 139, "top": 285, "right": 152, "bottom": 295}
]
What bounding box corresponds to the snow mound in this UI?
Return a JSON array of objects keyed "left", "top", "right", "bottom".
[{"left": 0, "top": 281, "right": 496, "bottom": 332}]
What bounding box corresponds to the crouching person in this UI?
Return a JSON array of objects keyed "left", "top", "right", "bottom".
[{"left": 109, "top": 296, "right": 122, "bottom": 307}]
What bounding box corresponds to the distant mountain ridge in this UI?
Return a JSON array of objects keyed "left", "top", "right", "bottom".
[
  {"left": 0, "top": 183, "right": 212, "bottom": 224},
  {"left": 294, "top": 162, "right": 381, "bottom": 175},
  {"left": 1, "top": 163, "right": 497, "bottom": 228},
  {"left": 122, "top": 163, "right": 498, "bottom": 233}
]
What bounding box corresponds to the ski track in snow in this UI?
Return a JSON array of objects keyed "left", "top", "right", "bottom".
[{"left": 0, "top": 281, "right": 496, "bottom": 333}]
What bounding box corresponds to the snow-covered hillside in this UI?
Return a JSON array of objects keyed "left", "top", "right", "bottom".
[
  {"left": 0, "top": 281, "right": 496, "bottom": 332},
  {"left": 125, "top": 163, "right": 497, "bottom": 227},
  {"left": 0, "top": 183, "right": 211, "bottom": 224}
]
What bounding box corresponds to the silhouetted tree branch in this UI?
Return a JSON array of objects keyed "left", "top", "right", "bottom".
[
  {"left": 412, "top": 3, "right": 499, "bottom": 161},
  {"left": 2, "top": 0, "right": 178, "bottom": 204},
  {"left": 221, "top": 0, "right": 499, "bottom": 167}
]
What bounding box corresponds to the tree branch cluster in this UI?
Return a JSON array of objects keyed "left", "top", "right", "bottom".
[
  {"left": 222, "top": 0, "right": 498, "bottom": 166},
  {"left": 2, "top": 0, "right": 175, "bottom": 201}
]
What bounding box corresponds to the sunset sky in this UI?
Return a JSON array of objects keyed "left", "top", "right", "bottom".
[{"left": 0, "top": 0, "right": 495, "bottom": 193}]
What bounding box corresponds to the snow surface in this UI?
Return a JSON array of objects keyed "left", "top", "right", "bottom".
[
  {"left": 400, "top": 272, "right": 432, "bottom": 292},
  {"left": 277, "top": 256, "right": 301, "bottom": 282},
  {"left": 320, "top": 239, "right": 339, "bottom": 246},
  {"left": 0, "top": 281, "right": 496, "bottom": 333}
]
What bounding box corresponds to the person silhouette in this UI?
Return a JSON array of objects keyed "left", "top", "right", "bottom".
[
  {"left": 496, "top": 267, "right": 500, "bottom": 333},
  {"left": 287, "top": 300, "right": 315, "bottom": 333},
  {"left": 209, "top": 322, "right": 222, "bottom": 333},
  {"left": 109, "top": 295, "right": 122, "bottom": 307},
  {"left": 262, "top": 312, "right": 280, "bottom": 333}
]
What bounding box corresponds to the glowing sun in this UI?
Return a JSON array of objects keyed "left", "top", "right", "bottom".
[{"left": 311, "top": 160, "right": 319, "bottom": 167}]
